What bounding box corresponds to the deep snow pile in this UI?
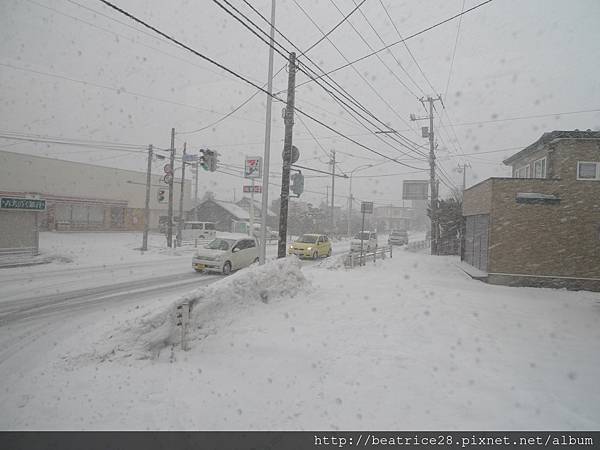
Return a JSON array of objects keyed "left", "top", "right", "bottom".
[{"left": 102, "top": 257, "right": 310, "bottom": 359}]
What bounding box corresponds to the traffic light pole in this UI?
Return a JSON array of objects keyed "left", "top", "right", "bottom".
[
  {"left": 277, "top": 52, "right": 296, "bottom": 259},
  {"left": 141, "top": 144, "right": 153, "bottom": 251},
  {"left": 167, "top": 128, "right": 175, "bottom": 248}
]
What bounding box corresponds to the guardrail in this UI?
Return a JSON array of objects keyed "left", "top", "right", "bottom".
[
  {"left": 344, "top": 245, "right": 392, "bottom": 268},
  {"left": 405, "top": 239, "right": 430, "bottom": 252}
]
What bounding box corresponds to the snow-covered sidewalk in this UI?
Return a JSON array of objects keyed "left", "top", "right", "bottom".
[{"left": 1, "top": 250, "right": 598, "bottom": 429}]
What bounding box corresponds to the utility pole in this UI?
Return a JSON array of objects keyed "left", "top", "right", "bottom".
[
  {"left": 260, "top": 0, "right": 277, "bottom": 265},
  {"left": 411, "top": 96, "right": 442, "bottom": 255},
  {"left": 458, "top": 162, "right": 471, "bottom": 191},
  {"left": 176, "top": 142, "right": 187, "bottom": 247},
  {"left": 141, "top": 144, "right": 153, "bottom": 251},
  {"left": 194, "top": 159, "right": 199, "bottom": 205},
  {"left": 167, "top": 128, "right": 175, "bottom": 248},
  {"left": 330, "top": 150, "right": 336, "bottom": 232},
  {"left": 277, "top": 52, "right": 296, "bottom": 258}
]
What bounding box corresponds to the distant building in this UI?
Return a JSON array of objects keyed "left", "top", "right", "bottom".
[
  {"left": 0, "top": 150, "right": 193, "bottom": 233},
  {"left": 187, "top": 199, "right": 251, "bottom": 233},
  {"left": 373, "top": 205, "right": 413, "bottom": 231},
  {"left": 235, "top": 197, "right": 278, "bottom": 228},
  {"left": 462, "top": 130, "right": 600, "bottom": 291}
]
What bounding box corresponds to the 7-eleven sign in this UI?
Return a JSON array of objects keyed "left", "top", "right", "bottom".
[{"left": 244, "top": 156, "right": 262, "bottom": 179}]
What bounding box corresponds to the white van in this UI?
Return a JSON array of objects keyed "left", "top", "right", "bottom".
[{"left": 181, "top": 221, "right": 216, "bottom": 242}]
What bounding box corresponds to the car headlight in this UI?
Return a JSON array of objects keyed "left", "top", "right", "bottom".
[
  {"left": 289, "top": 245, "right": 294, "bottom": 250},
  {"left": 307, "top": 247, "right": 312, "bottom": 251}
]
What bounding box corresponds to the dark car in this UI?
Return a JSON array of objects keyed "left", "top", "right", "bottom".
[{"left": 388, "top": 230, "right": 409, "bottom": 246}]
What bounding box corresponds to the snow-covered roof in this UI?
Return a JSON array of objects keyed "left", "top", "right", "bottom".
[
  {"left": 503, "top": 130, "right": 600, "bottom": 165},
  {"left": 215, "top": 201, "right": 250, "bottom": 220},
  {"left": 238, "top": 197, "right": 277, "bottom": 217}
]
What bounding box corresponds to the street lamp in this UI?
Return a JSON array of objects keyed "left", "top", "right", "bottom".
[{"left": 347, "top": 164, "right": 373, "bottom": 238}]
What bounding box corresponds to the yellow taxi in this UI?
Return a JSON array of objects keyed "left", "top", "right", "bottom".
[{"left": 288, "top": 234, "right": 332, "bottom": 259}]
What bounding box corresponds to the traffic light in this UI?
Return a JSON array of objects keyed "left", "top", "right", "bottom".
[
  {"left": 208, "top": 150, "right": 218, "bottom": 172},
  {"left": 199, "top": 149, "right": 209, "bottom": 171},
  {"left": 291, "top": 171, "right": 304, "bottom": 196},
  {"left": 157, "top": 188, "right": 167, "bottom": 203}
]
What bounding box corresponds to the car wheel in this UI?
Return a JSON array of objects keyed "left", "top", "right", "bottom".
[
  {"left": 253, "top": 257, "right": 259, "bottom": 264},
  {"left": 222, "top": 261, "right": 232, "bottom": 275},
  {"left": 194, "top": 268, "right": 204, "bottom": 273},
  {"left": 327, "top": 248, "right": 332, "bottom": 257}
]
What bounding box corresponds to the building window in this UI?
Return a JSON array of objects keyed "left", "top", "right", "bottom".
[
  {"left": 515, "top": 165, "right": 530, "bottom": 178},
  {"left": 577, "top": 161, "right": 600, "bottom": 180},
  {"left": 533, "top": 157, "right": 546, "bottom": 178}
]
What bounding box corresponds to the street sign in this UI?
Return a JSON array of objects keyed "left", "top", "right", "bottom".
[
  {"left": 403, "top": 180, "right": 429, "bottom": 200},
  {"left": 244, "top": 156, "right": 263, "bottom": 178},
  {"left": 163, "top": 163, "right": 173, "bottom": 174},
  {"left": 163, "top": 173, "right": 174, "bottom": 185},
  {"left": 0, "top": 197, "right": 46, "bottom": 211},
  {"left": 361, "top": 201, "right": 373, "bottom": 214},
  {"left": 243, "top": 185, "right": 262, "bottom": 193},
  {"left": 282, "top": 145, "right": 299, "bottom": 164},
  {"left": 183, "top": 154, "right": 198, "bottom": 162}
]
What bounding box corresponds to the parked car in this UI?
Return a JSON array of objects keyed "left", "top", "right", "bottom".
[
  {"left": 192, "top": 236, "right": 259, "bottom": 275},
  {"left": 388, "top": 229, "right": 409, "bottom": 246},
  {"left": 350, "top": 231, "right": 377, "bottom": 253},
  {"left": 288, "top": 233, "right": 332, "bottom": 259},
  {"left": 181, "top": 221, "right": 216, "bottom": 242}
]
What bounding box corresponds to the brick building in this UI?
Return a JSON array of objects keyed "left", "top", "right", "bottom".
[{"left": 462, "top": 130, "right": 600, "bottom": 291}]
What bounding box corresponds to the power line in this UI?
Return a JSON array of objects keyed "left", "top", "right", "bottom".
[
  {"left": 239, "top": 0, "right": 429, "bottom": 159},
  {"left": 96, "top": 0, "right": 428, "bottom": 171},
  {"left": 443, "top": 0, "right": 466, "bottom": 101},
  {"left": 179, "top": 0, "right": 370, "bottom": 137},
  {"left": 302, "top": 0, "right": 369, "bottom": 55},
  {"left": 346, "top": 0, "right": 425, "bottom": 97},
  {"left": 0, "top": 62, "right": 269, "bottom": 128},
  {"left": 296, "top": 0, "right": 494, "bottom": 88},
  {"left": 377, "top": 0, "right": 437, "bottom": 95},
  {"left": 291, "top": 0, "right": 428, "bottom": 158}
]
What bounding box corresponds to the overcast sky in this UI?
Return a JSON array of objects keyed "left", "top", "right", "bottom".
[{"left": 1, "top": 0, "right": 599, "bottom": 207}]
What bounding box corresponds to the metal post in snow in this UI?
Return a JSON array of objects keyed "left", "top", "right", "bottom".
[
  {"left": 249, "top": 178, "right": 255, "bottom": 237},
  {"left": 360, "top": 210, "right": 365, "bottom": 266},
  {"left": 176, "top": 142, "right": 186, "bottom": 247},
  {"left": 260, "top": 0, "right": 277, "bottom": 265},
  {"left": 142, "top": 144, "right": 153, "bottom": 252}
]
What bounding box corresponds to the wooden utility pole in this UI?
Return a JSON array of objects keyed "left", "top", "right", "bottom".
[
  {"left": 277, "top": 52, "right": 296, "bottom": 258},
  {"left": 141, "top": 144, "right": 153, "bottom": 251},
  {"left": 167, "top": 128, "right": 175, "bottom": 248}
]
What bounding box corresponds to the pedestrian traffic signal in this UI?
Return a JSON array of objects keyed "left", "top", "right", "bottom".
[
  {"left": 157, "top": 188, "right": 167, "bottom": 203},
  {"left": 291, "top": 171, "right": 304, "bottom": 196}
]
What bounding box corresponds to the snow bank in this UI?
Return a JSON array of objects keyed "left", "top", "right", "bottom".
[{"left": 103, "top": 257, "right": 310, "bottom": 360}]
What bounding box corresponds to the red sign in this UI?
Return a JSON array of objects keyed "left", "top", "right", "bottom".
[{"left": 243, "top": 185, "right": 262, "bottom": 193}]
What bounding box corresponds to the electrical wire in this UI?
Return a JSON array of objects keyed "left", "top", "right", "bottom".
[
  {"left": 295, "top": 0, "right": 493, "bottom": 88},
  {"left": 96, "top": 0, "right": 428, "bottom": 171},
  {"left": 239, "top": 0, "right": 430, "bottom": 159},
  {"left": 443, "top": 0, "right": 466, "bottom": 101}
]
